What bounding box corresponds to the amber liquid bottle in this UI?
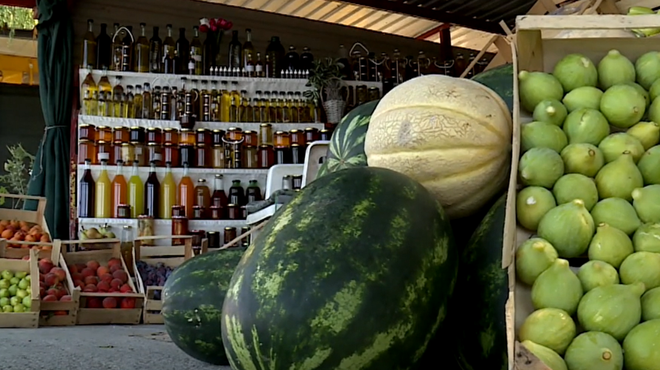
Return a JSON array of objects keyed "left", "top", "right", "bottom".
[
  {"left": 227, "top": 30, "right": 242, "bottom": 70},
  {"left": 175, "top": 28, "right": 190, "bottom": 75},
  {"left": 163, "top": 24, "right": 176, "bottom": 74},
  {"left": 190, "top": 26, "right": 203, "bottom": 75},
  {"left": 110, "top": 23, "right": 123, "bottom": 71},
  {"left": 81, "top": 19, "right": 97, "bottom": 69},
  {"left": 149, "top": 26, "right": 162, "bottom": 73},
  {"left": 242, "top": 29, "right": 255, "bottom": 72},
  {"left": 121, "top": 25, "right": 134, "bottom": 72},
  {"left": 133, "top": 23, "right": 150, "bottom": 73},
  {"left": 96, "top": 23, "right": 112, "bottom": 70}
]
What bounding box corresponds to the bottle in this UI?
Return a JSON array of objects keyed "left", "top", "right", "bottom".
[
  {"left": 112, "top": 76, "right": 124, "bottom": 118},
  {"left": 97, "top": 91, "right": 111, "bottom": 117},
  {"left": 246, "top": 179, "right": 262, "bottom": 203},
  {"left": 98, "top": 70, "right": 112, "bottom": 93},
  {"left": 285, "top": 45, "right": 299, "bottom": 73},
  {"left": 255, "top": 52, "right": 264, "bottom": 78},
  {"left": 178, "top": 162, "right": 195, "bottom": 218},
  {"left": 190, "top": 26, "right": 203, "bottom": 75},
  {"left": 79, "top": 159, "right": 95, "bottom": 218},
  {"left": 200, "top": 80, "right": 211, "bottom": 121},
  {"left": 227, "top": 30, "right": 242, "bottom": 70},
  {"left": 220, "top": 82, "right": 231, "bottom": 122},
  {"left": 95, "top": 156, "right": 112, "bottom": 218},
  {"left": 229, "top": 179, "right": 245, "bottom": 205},
  {"left": 127, "top": 161, "right": 144, "bottom": 218},
  {"left": 194, "top": 178, "right": 211, "bottom": 214},
  {"left": 211, "top": 174, "right": 228, "bottom": 210},
  {"left": 149, "top": 26, "right": 162, "bottom": 73},
  {"left": 144, "top": 161, "right": 160, "bottom": 218},
  {"left": 96, "top": 23, "right": 112, "bottom": 70},
  {"left": 175, "top": 28, "right": 189, "bottom": 75},
  {"left": 266, "top": 36, "right": 285, "bottom": 78},
  {"left": 111, "top": 23, "right": 123, "bottom": 71},
  {"left": 112, "top": 160, "right": 128, "bottom": 218},
  {"left": 242, "top": 29, "right": 255, "bottom": 70},
  {"left": 163, "top": 24, "right": 176, "bottom": 74},
  {"left": 159, "top": 162, "right": 176, "bottom": 219},
  {"left": 142, "top": 83, "right": 153, "bottom": 119},
  {"left": 124, "top": 85, "right": 135, "bottom": 118},
  {"left": 81, "top": 69, "right": 98, "bottom": 111},
  {"left": 121, "top": 25, "right": 134, "bottom": 72},
  {"left": 133, "top": 84, "right": 143, "bottom": 118},
  {"left": 133, "top": 23, "right": 150, "bottom": 73},
  {"left": 81, "top": 19, "right": 97, "bottom": 69},
  {"left": 338, "top": 44, "right": 351, "bottom": 79},
  {"left": 300, "top": 46, "right": 314, "bottom": 72}
]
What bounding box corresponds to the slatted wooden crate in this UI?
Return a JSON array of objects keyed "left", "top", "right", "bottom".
[
  {"left": 38, "top": 241, "right": 81, "bottom": 327},
  {"left": 0, "top": 246, "right": 40, "bottom": 328},
  {"left": 0, "top": 193, "right": 52, "bottom": 259}
]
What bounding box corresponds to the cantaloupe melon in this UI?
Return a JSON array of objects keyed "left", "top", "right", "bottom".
[{"left": 364, "top": 75, "right": 512, "bottom": 218}]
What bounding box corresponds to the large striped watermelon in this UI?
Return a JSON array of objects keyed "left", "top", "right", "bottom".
[
  {"left": 221, "top": 167, "right": 458, "bottom": 370},
  {"left": 472, "top": 64, "right": 514, "bottom": 113},
  {"left": 161, "top": 248, "right": 246, "bottom": 365}
]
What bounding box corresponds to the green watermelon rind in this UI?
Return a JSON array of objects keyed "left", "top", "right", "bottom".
[{"left": 471, "top": 64, "right": 514, "bottom": 114}]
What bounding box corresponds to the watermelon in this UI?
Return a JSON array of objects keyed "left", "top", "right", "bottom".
[
  {"left": 453, "top": 193, "right": 509, "bottom": 370},
  {"left": 221, "top": 167, "right": 458, "bottom": 370},
  {"left": 472, "top": 64, "right": 514, "bottom": 113},
  {"left": 161, "top": 247, "right": 246, "bottom": 366},
  {"left": 316, "top": 100, "right": 379, "bottom": 178}
]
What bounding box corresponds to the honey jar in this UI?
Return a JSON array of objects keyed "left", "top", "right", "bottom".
[
  {"left": 259, "top": 123, "right": 273, "bottom": 145},
  {"left": 78, "top": 139, "right": 97, "bottom": 164},
  {"left": 304, "top": 127, "right": 320, "bottom": 143},
  {"left": 320, "top": 129, "right": 331, "bottom": 141},
  {"left": 79, "top": 124, "right": 96, "bottom": 141},
  {"left": 121, "top": 143, "right": 134, "bottom": 165},
  {"left": 258, "top": 145, "right": 274, "bottom": 169},
  {"left": 243, "top": 130, "right": 258, "bottom": 146},
  {"left": 96, "top": 126, "right": 112, "bottom": 142},
  {"left": 163, "top": 128, "right": 179, "bottom": 145},
  {"left": 196, "top": 144, "right": 209, "bottom": 168},
  {"left": 290, "top": 129, "right": 305, "bottom": 146},
  {"left": 113, "top": 126, "right": 129, "bottom": 143},
  {"left": 130, "top": 126, "right": 146, "bottom": 143},
  {"left": 212, "top": 129, "right": 225, "bottom": 146},
  {"left": 163, "top": 144, "right": 180, "bottom": 167},
  {"left": 274, "top": 131, "right": 290, "bottom": 148},
  {"left": 179, "top": 128, "right": 196, "bottom": 146},
  {"left": 226, "top": 127, "right": 243, "bottom": 142},
  {"left": 196, "top": 128, "right": 211, "bottom": 146},
  {"left": 97, "top": 140, "right": 114, "bottom": 165},
  {"left": 211, "top": 144, "right": 226, "bottom": 168},
  {"left": 146, "top": 127, "right": 162, "bottom": 144}
]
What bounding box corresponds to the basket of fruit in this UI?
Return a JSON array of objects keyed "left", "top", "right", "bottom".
[
  {"left": 60, "top": 239, "right": 144, "bottom": 325},
  {"left": 77, "top": 224, "right": 117, "bottom": 251},
  {"left": 134, "top": 235, "right": 199, "bottom": 324},
  {"left": 0, "top": 246, "right": 40, "bottom": 328},
  {"left": 509, "top": 14, "right": 660, "bottom": 370},
  {"left": 35, "top": 240, "right": 80, "bottom": 326}
]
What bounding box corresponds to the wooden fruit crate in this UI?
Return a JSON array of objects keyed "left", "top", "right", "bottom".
[
  {"left": 0, "top": 193, "right": 52, "bottom": 259},
  {"left": 507, "top": 14, "right": 660, "bottom": 370},
  {"left": 134, "top": 235, "right": 199, "bottom": 324},
  {"left": 0, "top": 240, "right": 55, "bottom": 260},
  {"left": 38, "top": 241, "right": 81, "bottom": 327},
  {"left": 60, "top": 239, "right": 144, "bottom": 325},
  {"left": 0, "top": 247, "right": 40, "bottom": 328}
]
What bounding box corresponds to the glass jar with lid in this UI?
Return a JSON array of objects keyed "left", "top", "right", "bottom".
[
  {"left": 171, "top": 215, "right": 189, "bottom": 246},
  {"left": 259, "top": 123, "right": 272, "bottom": 145},
  {"left": 212, "top": 129, "right": 225, "bottom": 146},
  {"left": 196, "top": 128, "right": 211, "bottom": 146},
  {"left": 113, "top": 126, "right": 129, "bottom": 143},
  {"left": 79, "top": 124, "right": 96, "bottom": 141},
  {"left": 291, "top": 143, "right": 304, "bottom": 164},
  {"left": 131, "top": 141, "right": 147, "bottom": 166},
  {"left": 304, "top": 127, "right": 319, "bottom": 143},
  {"left": 78, "top": 139, "right": 97, "bottom": 164},
  {"left": 258, "top": 145, "right": 274, "bottom": 169},
  {"left": 130, "top": 126, "right": 146, "bottom": 143},
  {"left": 147, "top": 143, "right": 163, "bottom": 165},
  {"left": 121, "top": 143, "right": 135, "bottom": 165},
  {"left": 179, "top": 128, "right": 196, "bottom": 146},
  {"left": 196, "top": 144, "right": 209, "bottom": 168},
  {"left": 243, "top": 130, "right": 258, "bottom": 146},
  {"left": 163, "top": 128, "right": 179, "bottom": 145},
  {"left": 180, "top": 145, "right": 196, "bottom": 168},
  {"left": 163, "top": 144, "right": 180, "bottom": 167},
  {"left": 113, "top": 141, "right": 123, "bottom": 164},
  {"left": 97, "top": 140, "right": 115, "bottom": 165},
  {"left": 226, "top": 204, "right": 241, "bottom": 220},
  {"left": 96, "top": 126, "right": 113, "bottom": 142},
  {"left": 146, "top": 127, "right": 162, "bottom": 144},
  {"left": 212, "top": 144, "right": 226, "bottom": 168},
  {"left": 224, "top": 226, "right": 237, "bottom": 244},
  {"left": 275, "top": 147, "right": 291, "bottom": 165},
  {"left": 226, "top": 127, "right": 244, "bottom": 142},
  {"left": 274, "top": 131, "right": 290, "bottom": 148},
  {"left": 243, "top": 146, "right": 258, "bottom": 168},
  {"left": 320, "top": 129, "right": 331, "bottom": 141},
  {"left": 289, "top": 129, "right": 305, "bottom": 147}
]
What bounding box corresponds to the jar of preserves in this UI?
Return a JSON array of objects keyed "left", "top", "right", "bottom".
[
  {"left": 368, "top": 86, "right": 381, "bottom": 101},
  {"left": 113, "top": 126, "right": 129, "bottom": 142},
  {"left": 113, "top": 141, "right": 123, "bottom": 164},
  {"left": 96, "top": 125, "right": 113, "bottom": 142},
  {"left": 320, "top": 129, "right": 331, "bottom": 141},
  {"left": 243, "top": 145, "right": 258, "bottom": 168},
  {"left": 291, "top": 143, "right": 303, "bottom": 164},
  {"left": 130, "top": 126, "right": 146, "bottom": 143},
  {"left": 240, "top": 205, "right": 247, "bottom": 220},
  {"left": 292, "top": 175, "right": 303, "bottom": 190},
  {"left": 212, "top": 129, "right": 225, "bottom": 145},
  {"left": 210, "top": 206, "right": 222, "bottom": 220},
  {"left": 274, "top": 131, "right": 290, "bottom": 148},
  {"left": 226, "top": 127, "right": 244, "bottom": 142},
  {"left": 226, "top": 204, "right": 241, "bottom": 220},
  {"left": 195, "top": 144, "right": 209, "bottom": 168},
  {"left": 171, "top": 215, "right": 189, "bottom": 245},
  {"left": 190, "top": 230, "right": 206, "bottom": 247},
  {"left": 97, "top": 140, "right": 115, "bottom": 165},
  {"left": 121, "top": 143, "right": 135, "bottom": 165},
  {"left": 163, "top": 144, "right": 180, "bottom": 167},
  {"left": 78, "top": 139, "right": 97, "bottom": 164},
  {"left": 163, "top": 128, "right": 179, "bottom": 145},
  {"left": 131, "top": 141, "right": 147, "bottom": 166},
  {"left": 240, "top": 226, "right": 250, "bottom": 248},
  {"left": 117, "top": 204, "right": 131, "bottom": 219},
  {"left": 146, "top": 127, "right": 162, "bottom": 144},
  {"left": 196, "top": 128, "right": 211, "bottom": 146},
  {"left": 224, "top": 227, "right": 237, "bottom": 245},
  {"left": 207, "top": 231, "right": 220, "bottom": 249},
  {"left": 243, "top": 130, "right": 258, "bottom": 146},
  {"left": 258, "top": 145, "right": 274, "bottom": 169},
  {"left": 290, "top": 129, "right": 305, "bottom": 146},
  {"left": 259, "top": 123, "right": 273, "bottom": 145},
  {"left": 179, "top": 128, "right": 196, "bottom": 146},
  {"left": 211, "top": 144, "right": 226, "bottom": 168},
  {"left": 79, "top": 124, "right": 96, "bottom": 141},
  {"left": 192, "top": 205, "right": 204, "bottom": 219},
  {"left": 147, "top": 143, "right": 162, "bottom": 165},
  {"left": 120, "top": 225, "right": 134, "bottom": 272},
  {"left": 304, "top": 127, "right": 320, "bottom": 143},
  {"left": 275, "top": 147, "right": 291, "bottom": 165},
  {"left": 172, "top": 205, "right": 185, "bottom": 217},
  {"left": 137, "top": 215, "right": 155, "bottom": 238},
  {"left": 180, "top": 145, "right": 196, "bottom": 167}
]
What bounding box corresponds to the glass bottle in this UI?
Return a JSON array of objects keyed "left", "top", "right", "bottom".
[
  {"left": 211, "top": 174, "right": 228, "bottom": 211},
  {"left": 94, "top": 157, "right": 112, "bottom": 218},
  {"left": 128, "top": 161, "right": 144, "bottom": 218},
  {"left": 149, "top": 26, "right": 162, "bottom": 73},
  {"left": 242, "top": 29, "right": 255, "bottom": 71},
  {"left": 97, "top": 91, "right": 109, "bottom": 117},
  {"left": 144, "top": 161, "right": 160, "bottom": 218},
  {"left": 124, "top": 85, "right": 135, "bottom": 118},
  {"left": 202, "top": 28, "right": 214, "bottom": 75},
  {"left": 269, "top": 91, "right": 279, "bottom": 123},
  {"left": 98, "top": 70, "right": 112, "bottom": 93},
  {"left": 200, "top": 80, "right": 211, "bottom": 121},
  {"left": 81, "top": 68, "right": 98, "bottom": 104},
  {"left": 175, "top": 28, "right": 190, "bottom": 75},
  {"left": 210, "top": 81, "right": 219, "bottom": 121},
  {"left": 280, "top": 92, "right": 289, "bottom": 123},
  {"left": 246, "top": 179, "right": 262, "bottom": 203},
  {"left": 228, "top": 179, "right": 245, "bottom": 205},
  {"left": 121, "top": 25, "right": 134, "bottom": 72},
  {"left": 178, "top": 163, "right": 195, "bottom": 219},
  {"left": 112, "top": 160, "right": 128, "bottom": 218},
  {"left": 255, "top": 52, "right": 264, "bottom": 77},
  {"left": 81, "top": 19, "right": 97, "bottom": 69},
  {"left": 159, "top": 162, "right": 176, "bottom": 219},
  {"left": 227, "top": 30, "right": 242, "bottom": 70},
  {"left": 190, "top": 26, "right": 203, "bottom": 75},
  {"left": 285, "top": 45, "right": 299, "bottom": 73},
  {"left": 79, "top": 159, "right": 95, "bottom": 218},
  {"left": 163, "top": 24, "right": 176, "bottom": 74},
  {"left": 195, "top": 178, "right": 211, "bottom": 215},
  {"left": 142, "top": 83, "right": 153, "bottom": 119},
  {"left": 111, "top": 76, "right": 124, "bottom": 118},
  {"left": 111, "top": 23, "right": 123, "bottom": 71},
  {"left": 96, "top": 23, "right": 112, "bottom": 70},
  {"left": 265, "top": 36, "right": 285, "bottom": 78},
  {"left": 133, "top": 23, "right": 149, "bottom": 73},
  {"left": 300, "top": 46, "right": 314, "bottom": 72},
  {"left": 220, "top": 82, "right": 230, "bottom": 122}
]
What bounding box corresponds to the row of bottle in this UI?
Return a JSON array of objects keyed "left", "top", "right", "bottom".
[
  {"left": 78, "top": 158, "right": 262, "bottom": 220},
  {"left": 80, "top": 74, "right": 320, "bottom": 123},
  {"left": 81, "top": 19, "right": 313, "bottom": 78}
]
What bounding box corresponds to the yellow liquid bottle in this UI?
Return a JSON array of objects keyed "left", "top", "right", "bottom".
[
  {"left": 98, "top": 72, "right": 112, "bottom": 95},
  {"left": 94, "top": 156, "right": 112, "bottom": 218},
  {"left": 127, "top": 161, "right": 145, "bottom": 218},
  {"left": 159, "top": 162, "right": 177, "bottom": 219},
  {"left": 220, "top": 87, "right": 231, "bottom": 122}
]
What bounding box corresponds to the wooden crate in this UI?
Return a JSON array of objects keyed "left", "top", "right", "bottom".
[
  {"left": 0, "top": 247, "right": 40, "bottom": 328},
  {"left": 134, "top": 235, "right": 199, "bottom": 324},
  {"left": 507, "top": 14, "right": 660, "bottom": 369},
  {"left": 0, "top": 193, "right": 52, "bottom": 259},
  {"left": 38, "top": 241, "right": 81, "bottom": 327},
  {"left": 60, "top": 239, "right": 144, "bottom": 325},
  {"left": 0, "top": 240, "right": 55, "bottom": 260}
]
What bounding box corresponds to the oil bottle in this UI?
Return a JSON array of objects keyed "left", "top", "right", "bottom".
[
  {"left": 163, "top": 24, "right": 176, "bottom": 74},
  {"left": 142, "top": 83, "right": 153, "bottom": 119},
  {"left": 81, "top": 19, "right": 97, "bottom": 69},
  {"left": 144, "top": 160, "right": 160, "bottom": 218},
  {"left": 98, "top": 70, "right": 112, "bottom": 94},
  {"left": 210, "top": 81, "right": 219, "bottom": 121},
  {"left": 134, "top": 23, "right": 150, "bottom": 73},
  {"left": 96, "top": 23, "right": 112, "bottom": 70},
  {"left": 79, "top": 159, "right": 95, "bottom": 218},
  {"left": 121, "top": 25, "right": 134, "bottom": 72},
  {"left": 220, "top": 81, "right": 230, "bottom": 122},
  {"left": 95, "top": 156, "right": 112, "bottom": 218},
  {"left": 149, "top": 26, "right": 162, "bottom": 73},
  {"left": 97, "top": 91, "right": 111, "bottom": 117},
  {"left": 124, "top": 85, "right": 135, "bottom": 118},
  {"left": 133, "top": 85, "right": 143, "bottom": 118},
  {"left": 262, "top": 91, "right": 271, "bottom": 123},
  {"left": 288, "top": 92, "right": 298, "bottom": 123},
  {"left": 111, "top": 23, "right": 123, "bottom": 71},
  {"left": 190, "top": 26, "right": 203, "bottom": 75},
  {"left": 200, "top": 80, "right": 211, "bottom": 121},
  {"left": 280, "top": 92, "right": 289, "bottom": 123},
  {"left": 112, "top": 76, "right": 124, "bottom": 118}
]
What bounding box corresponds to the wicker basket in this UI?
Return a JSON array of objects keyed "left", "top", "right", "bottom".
[{"left": 323, "top": 100, "right": 346, "bottom": 125}]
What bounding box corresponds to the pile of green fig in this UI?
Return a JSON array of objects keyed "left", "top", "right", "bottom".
[{"left": 516, "top": 50, "right": 660, "bottom": 370}]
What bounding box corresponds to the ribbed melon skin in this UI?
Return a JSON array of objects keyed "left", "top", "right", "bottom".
[
  {"left": 161, "top": 248, "right": 246, "bottom": 365},
  {"left": 221, "top": 167, "right": 458, "bottom": 370}
]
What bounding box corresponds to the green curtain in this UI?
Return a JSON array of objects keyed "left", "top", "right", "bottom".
[{"left": 25, "top": 0, "right": 73, "bottom": 240}]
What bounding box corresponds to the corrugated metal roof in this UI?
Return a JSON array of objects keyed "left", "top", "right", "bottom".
[{"left": 202, "top": 0, "right": 499, "bottom": 52}]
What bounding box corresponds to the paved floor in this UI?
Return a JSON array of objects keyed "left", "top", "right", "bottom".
[{"left": 0, "top": 325, "right": 231, "bottom": 370}]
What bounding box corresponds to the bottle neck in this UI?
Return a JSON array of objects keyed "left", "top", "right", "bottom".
[
  {"left": 179, "top": 30, "right": 186, "bottom": 39},
  {"left": 141, "top": 26, "right": 146, "bottom": 37},
  {"left": 152, "top": 27, "right": 159, "bottom": 38},
  {"left": 100, "top": 24, "right": 107, "bottom": 34},
  {"left": 167, "top": 27, "right": 173, "bottom": 37},
  {"left": 132, "top": 163, "right": 139, "bottom": 175},
  {"left": 194, "top": 28, "right": 199, "bottom": 38},
  {"left": 215, "top": 176, "right": 223, "bottom": 190},
  {"left": 88, "top": 21, "right": 93, "bottom": 32},
  {"left": 116, "top": 162, "right": 123, "bottom": 175},
  {"left": 246, "top": 31, "right": 252, "bottom": 42}
]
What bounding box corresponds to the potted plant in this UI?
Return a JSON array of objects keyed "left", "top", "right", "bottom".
[{"left": 304, "top": 57, "right": 346, "bottom": 124}]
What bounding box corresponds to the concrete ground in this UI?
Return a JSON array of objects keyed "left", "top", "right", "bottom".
[{"left": 0, "top": 325, "right": 231, "bottom": 370}]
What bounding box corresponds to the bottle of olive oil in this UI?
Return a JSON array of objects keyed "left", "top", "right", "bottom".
[
  {"left": 279, "top": 92, "right": 289, "bottom": 123},
  {"left": 111, "top": 23, "right": 123, "bottom": 71},
  {"left": 112, "top": 76, "right": 124, "bottom": 117},
  {"left": 124, "top": 85, "right": 135, "bottom": 118},
  {"left": 134, "top": 23, "right": 150, "bottom": 73},
  {"left": 143, "top": 83, "right": 153, "bottom": 119},
  {"left": 220, "top": 81, "right": 231, "bottom": 122},
  {"left": 253, "top": 90, "right": 262, "bottom": 123},
  {"left": 96, "top": 23, "right": 112, "bottom": 70},
  {"left": 262, "top": 91, "right": 271, "bottom": 123},
  {"left": 243, "top": 95, "right": 254, "bottom": 123},
  {"left": 210, "top": 81, "right": 219, "bottom": 121},
  {"left": 82, "top": 90, "right": 95, "bottom": 116},
  {"left": 98, "top": 69, "right": 112, "bottom": 94},
  {"left": 81, "top": 19, "right": 97, "bottom": 69},
  {"left": 227, "top": 30, "right": 242, "bottom": 70},
  {"left": 121, "top": 26, "right": 134, "bottom": 71},
  {"left": 200, "top": 80, "right": 211, "bottom": 121},
  {"left": 175, "top": 28, "right": 189, "bottom": 75},
  {"left": 229, "top": 95, "right": 238, "bottom": 123},
  {"left": 149, "top": 26, "right": 162, "bottom": 73},
  {"left": 90, "top": 91, "right": 99, "bottom": 116},
  {"left": 287, "top": 92, "right": 297, "bottom": 123},
  {"left": 190, "top": 26, "right": 203, "bottom": 76},
  {"left": 163, "top": 24, "right": 176, "bottom": 74},
  {"left": 98, "top": 91, "right": 110, "bottom": 117},
  {"left": 81, "top": 68, "right": 98, "bottom": 102},
  {"left": 134, "top": 85, "right": 144, "bottom": 118},
  {"left": 255, "top": 52, "right": 264, "bottom": 77},
  {"left": 271, "top": 90, "right": 280, "bottom": 123},
  {"left": 242, "top": 29, "right": 255, "bottom": 72}
]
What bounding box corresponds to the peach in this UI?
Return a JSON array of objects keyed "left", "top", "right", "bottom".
[
  {"left": 71, "top": 272, "right": 83, "bottom": 282},
  {"left": 96, "top": 266, "right": 110, "bottom": 277},
  {"left": 83, "top": 276, "right": 98, "bottom": 285},
  {"left": 97, "top": 281, "right": 110, "bottom": 292},
  {"left": 109, "top": 264, "right": 122, "bottom": 273},
  {"left": 73, "top": 280, "right": 85, "bottom": 289},
  {"left": 110, "top": 279, "right": 122, "bottom": 290},
  {"left": 53, "top": 310, "right": 67, "bottom": 316},
  {"left": 112, "top": 270, "right": 129, "bottom": 284},
  {"left": 46, "top": 288, "right": 60, "bottom": 297},
  {"left": 54, "top": 288, "right": 66, "bottom": 299},
  {"left": 24, "top": 235, "right": 36, "bottom": 242},
  {"left": 86, "top": 260, "right": 100, "bottom": 271},
  {"left": 39, "top": 286, "right": 46, "bottom": 298},
  {"left": 68, "top": 264, "right": 78, "bottom": 274},
  {"left": 86, "top": 297, "right": 102, "bottom": 308},
  {"left": 100, "top": 273, "right": 113, "bottom": 284},
  {"left": 44, "top": 273, "right": 59, "bottom": 287},
  {"left": 40, "top": 234, "right": 50, "bottom": 243},
  {"left": 107, "top": 258, "right": 122, "bottom": 268},
  {"left": 75, "top": 263, "right": 87, "bottom": 272},
  {"left": 50, "top": 267, "right": 67, "bottom": 282},
  {"left": 1, "top": 229, "right": 14, "bottom": 239},
  {"left": 80, "top": 268, "right": 95, "bottom": 278},
  {"left": 60, "top": 295, "right": 72, "bottom": 301},
  {"left": 120, "top": 284, "right": 133, "bottom": 293},
  {"left": 38, "top": 259, "right": 54, "bottom": 274},
  {"left": 120, "top": 297, "right": 136, "bottom": 309},
  {"left": 102, "top": 297, "right": 117, "bottom": 309},
  {"left": 42, "top": 295, "right": 57, "bottom": 302},
  {"left": 83, "top": 284, "right": 97, "bottom": 292}
]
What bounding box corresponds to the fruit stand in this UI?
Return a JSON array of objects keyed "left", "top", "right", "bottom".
[{"left": 0, "top": 247, "right": 40, "bottom": 328}]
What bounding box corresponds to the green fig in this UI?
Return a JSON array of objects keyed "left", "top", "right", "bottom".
[
  {"left": 521, "top": 341, "right": 568, "bottom": 370},
  {"left": 647, "top": 96, "right": 660, "bottom": 124},
  {"left": 538, "top": 199, "right": 595, "bottom": 258},
  {"left": 552, "top": 174, "right": 598, "bottom": 210},
  {"left": 598, "top": 133, "right": 645, "bottom": 163},
  {"left": 650, "top": 78, "right": 660, "bottom": 101},
  {"left": 633, "top": 223, "right": 660, "bottom": 253},
  {"left": 560, "top": 143, "right": 604, "bottom": 177},
  {"left": 516, "top": 238, "right": 559, "bottom": 286},
  {"left": 600, "top": 84, "right": 646, "bottom": 129},
  {"left": 626, "top": 81, "right": 651, "bottom": 108},
  {"left": 564, "top": 332, "right": 623, "bottom": 370},
  {"left": 577, "top": 260, "right": 620, "bottom": 292},
  {"left": 553, "top": 53, "right": 598, "bottom": 92},
  {"left": 562, "top": 108, "right": 610, "bottom": 145},
  {"left": 533, "top": 99, "right": 568, "bottom": 126},
  {"left": 532, "top": 258, "right": 584, "bottom": 315},
  {"left": 637, "top": 146, "right": 660, "bottom": 185},
  {"left": 577, "top": 282, "right": 644, "bottom": 341},
  {"left": 598, "top": 49, "right": 636, "bottom": 89},
  {"left": 635, "top": 51, "right": 660, "bottom": 90},
  {"left": 632, "top": 185, "right": 660, "bottom": 223},
  {"left": 590, "top": 198, "right": 641, "bottom": 235},
  {"left": 519, "top": 308, "right": 576, "bottom": 356},
  {"left": 562, "top": 86, "right": 603, "bottom": 112},
  {"left": 620, "top": 251, "right": 660, "bottom": 291},
  {"left": 519, "top": 148, "right": 564, "bottom": 188},
  {"left": 516, "top": 186, "right": 556, "bottom": 231},
  {"left": 588, "top": 223, "right": 634, "bottom": 269},
  {"left": 594, "top": 152, "right": 643, "bottom": 201},
  {"left": 641, "top": 287, "right": 660, "bottom": 321},
  {"left": 521, "top": 121, "right": 568, "bottom": 153},
  {"left": 627, "top": 121, "right": 660, "bottom": 150},
  {"left": 519, "top": 70, "right": 564, "bottom": 113},
  {"left": 623, "top": 319, "right": 660, "bottom": 370}
]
